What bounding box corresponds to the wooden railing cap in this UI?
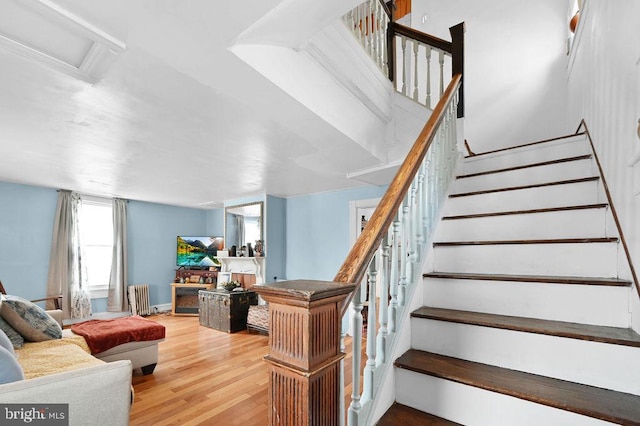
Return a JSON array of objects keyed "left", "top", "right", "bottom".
[{"left": 251, "top": 280, "right": 356, "bottom": 302}]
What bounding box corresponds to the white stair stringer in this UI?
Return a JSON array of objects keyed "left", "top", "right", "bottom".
[
  {"left": 422, "top": 277, "right": 631, "bottom": 327},
  {"left": 395, "top": 368, "right": 615, "bottom": 426},
  {"left": 410, "top": 317, "right": 640, "bottom": 395}
]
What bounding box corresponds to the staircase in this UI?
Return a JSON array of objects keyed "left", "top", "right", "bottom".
[{"left": 378, "top": 132, "right": 640, "bottom": 425}]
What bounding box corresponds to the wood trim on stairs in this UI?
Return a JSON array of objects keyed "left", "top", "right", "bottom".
[
  {"left": 411, "top": 307, "right": 640, "bottom": 347},
  {"left": 456, "top": 154, "right": 592, "bottom": 179},
  {"left": 442, "top": 204, "right": 608, "bottom": 220},
  {"left": 395, "top": 350, "right": 640, "bottom": 425},
  {"left": 449, "top": 176, "right": 599, "bottom": 198},
  {"left": 377, "top": 403, "right": 462, "bottom": 425},
  {"left": 433, "top": 237, "right": 618, "bottom": 247},
  {"left": 464, "top": 132, "right": 587, "bottom": 159},
  {"left": 423, "top": 272, "right": 631, "bottom": 286}
]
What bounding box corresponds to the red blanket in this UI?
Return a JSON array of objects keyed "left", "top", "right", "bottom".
[{"left": 71, "top": 315, "right": 165, "bottom": 355}]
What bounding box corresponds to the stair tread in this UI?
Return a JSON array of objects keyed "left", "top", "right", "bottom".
[
  {"left": 449, "top": 176, "right": 599, "bottom": 198},
  {"left": 433, "top": 237, "right": 618, "bottom": 246},
  {"left": 442, "top": 203, "right": 608, "bottom": 220},
  {"left": 377, "top": 403, "right": 462, "bottom": 426},
  {"left": 457, "top": 154, "right": 592, "bottom": 179},
  {"left": 423, "top": 271, "right": 631, "bottom": 286},
  {"left": 412, "top": 307, "right": 640, "bottom": 347},
  {"left": 395, "top": 349, "right": 640, "bottom": 424},
  {"left": 466, "top": 132, "right": 586, "bottom": 158}
]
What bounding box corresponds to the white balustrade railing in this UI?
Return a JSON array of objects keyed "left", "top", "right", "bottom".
[
  {"left": 342, "top": 0, "right": 390, "bottom": 75},
  {"left": 343, "top": 81, "right": 461, "bottom": 426},
  {"left": 343, "top": 2, "right": 456, "bottom": 110},
  {"left": 395, "top": 34, "right": 452, "bottom": 109}
]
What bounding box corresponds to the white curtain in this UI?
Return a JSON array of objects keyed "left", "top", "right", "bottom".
[
  {"left": 107, "top": 198, "right": 128, "bottom": 312},
  {"left": 46, "top": 190, "right": 92, "bottom": 319}
]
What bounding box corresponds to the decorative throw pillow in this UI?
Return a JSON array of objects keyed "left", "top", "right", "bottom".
[
  {"left": 0, "top": 316, "right": 24, "bottom": 349},
  {"left": 0, "top": 295, "right": 62, "bottom": 342},
  {"left": 0, "top": 327, "right": 16, "bottom": 356},
  {"left": 0, "top": 345, "right": 24, "bottom": 384}
]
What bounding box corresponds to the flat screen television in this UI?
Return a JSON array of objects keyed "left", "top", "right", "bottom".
[{"left": 177, "top": 236, "right": 224, "bottom": 268}]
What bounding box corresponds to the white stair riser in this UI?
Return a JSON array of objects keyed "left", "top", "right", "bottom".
[
  {"left": 422, "top": 278, "right": 631, "bottom": 327},
  {"left": 431, "top": 242, "right": 619, "bottom": 276},
  {"left": 411, "top": 319, "right": 640, "bottom": 395},
  {"left": 454, "top": 158, "right": 595, "bottom": 193},
  {"left": 395, "top": 369, "right": 614, "bottom": 426},
  {"left": 443, "top": 180, "right": 603, "bottom": 216},
  {"left": 462, "top": 137, "right": 590, "bottom": 175},
  {"left": 435, "top": 208, "right": 610, "bottom": 241}
]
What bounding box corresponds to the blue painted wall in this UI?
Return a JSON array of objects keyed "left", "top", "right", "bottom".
[
  {"left": 0, "top": 181, "right": 209, "bottom": 311},
  {"left": 127, "top": 200, "right": 207, "bottom": 307},
  {"left": 285, "top": 186, "right": 387, "bottom": 282},
  {"left": 0, "top": 182, "right": 57, "bottom": 302},
  {"left": 206, "top": 208, "right": 224, "bottom": 237},
  {"left": 0, "top": 180, "right": 387, "bottom": 311},
  {"left": 266, "top": 195, "right": 286, "bottom": 282}
]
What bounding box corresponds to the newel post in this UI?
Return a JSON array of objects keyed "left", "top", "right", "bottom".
[
  {"left": 253, "top": 280, "right": 356, "bottom": 426},
  {"left": 449, "top": 21, "right": 465, "bottom": 118}
]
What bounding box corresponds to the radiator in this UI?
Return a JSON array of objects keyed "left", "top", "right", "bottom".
[{"left": 128, "top": 284, "right": 151, "bottom": 316}]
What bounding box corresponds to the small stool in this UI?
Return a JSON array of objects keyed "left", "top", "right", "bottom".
[{"left": 70, "top": 315, "right": 166, "bottom": 375}]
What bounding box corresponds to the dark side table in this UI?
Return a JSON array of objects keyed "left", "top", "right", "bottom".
[{"left": 198, "top": 289, "right": 257, "bottom": 333}]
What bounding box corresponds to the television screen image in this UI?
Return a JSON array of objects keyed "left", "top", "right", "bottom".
[{"left": 177, "top": 236, "right": 224, "bottom": 267}]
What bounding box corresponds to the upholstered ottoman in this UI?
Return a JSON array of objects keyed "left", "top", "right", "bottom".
[{"left": 69, "top": 315, "right": 165, "bottom": 375}]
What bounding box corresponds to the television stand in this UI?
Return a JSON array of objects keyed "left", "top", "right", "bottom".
[{"left": 171, "top": 283, "right": 213, "bottom": 316}]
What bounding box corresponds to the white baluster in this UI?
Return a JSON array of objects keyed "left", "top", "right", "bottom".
[
  {"left": 416, "top": 162, "right": 426, "bottom": 246},
  {"left": 339, "top": 329, "right": 346, "bottom": 426},
  {"left": 412, "top": 41, "right": 419, "bottom": 101},
  {"left": 362, "top": 252, "right": 378, "bottom": 402},
  {"left": 347, "top": 284, "right": 364, "bottom": 421},
  {"left": 401, "top": 36, "right": 408, "bottom": 96},
  {"left": 439, "top": 50, "right": 445, "bottom": 96},
  {"left": 398, "top": 194, "right": 410, "bottom": 306},
  {"left": 388, "top": 211, "right": 400, "bottom": 332},
  {"left": 367, "top": 0, "right": 374, "bottom": 56},
  {"left": 377, "top": 233, "right": 390, "bottom": 365},
  {"left": 426, "top": 46, "right": 432, "bottom": 108},
  {"left": 373, "top": 0, "right": 381, "bottom": 68},
  {"left": 381, "top": 14, "right": 389, "bottom": 74},
  {"left": 409, "top": 179, "right": 418, "bottom": 263}
]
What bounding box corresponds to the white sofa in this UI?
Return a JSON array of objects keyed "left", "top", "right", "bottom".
[
  {"left": 0, "top": 305, "right": 134, "bottom": 426},
  {"left": 0, "top": 360, "right": 132, "bottom": 426}
]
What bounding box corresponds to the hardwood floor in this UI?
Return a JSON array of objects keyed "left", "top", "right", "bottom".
[
  {"left": 130, "top": 314, "right": 360, "bottom": 426},
  {"left": 130, "top": 314, "right": 269, "bottom": 426}
]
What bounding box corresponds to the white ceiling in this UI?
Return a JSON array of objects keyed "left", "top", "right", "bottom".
[{"left": 0, "top": 0, "right": 572, "bottom": 209}]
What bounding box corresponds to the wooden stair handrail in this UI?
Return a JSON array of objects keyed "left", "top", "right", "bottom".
[
  {"left": 391, "top": 22, "right": 453, "bottom": 53},
  {"left": 334, "top": 74, "right": 462, "bottom": 315}
]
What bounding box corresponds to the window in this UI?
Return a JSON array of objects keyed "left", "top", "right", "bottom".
[{"left": 80, "top": 197, "right": 113, "bottom": 298}]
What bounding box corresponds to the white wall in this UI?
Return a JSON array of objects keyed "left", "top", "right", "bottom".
[
  {"left": 412, "top": 0, "right": 573, "bottom": 152},
  {"left": 567, "top": 0, "right": 640, "bottom": 329}
]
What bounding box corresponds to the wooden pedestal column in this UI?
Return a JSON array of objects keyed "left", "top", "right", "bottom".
[{"left": 253, "top": 280, "right": 356, "bottom": 426}]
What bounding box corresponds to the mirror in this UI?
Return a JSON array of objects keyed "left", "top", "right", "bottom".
[{"left": 224, "top": 201, "right": 264, "bottom": 256}]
